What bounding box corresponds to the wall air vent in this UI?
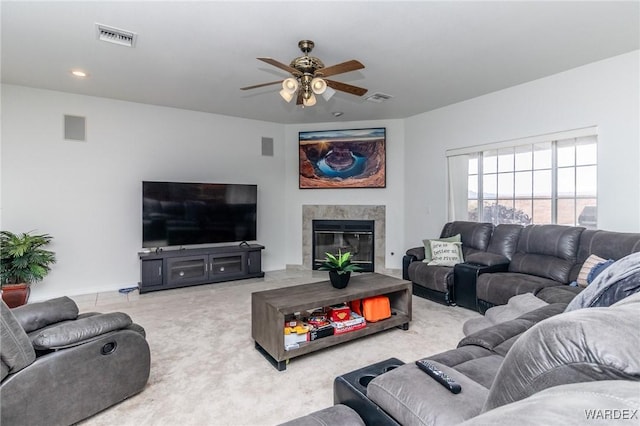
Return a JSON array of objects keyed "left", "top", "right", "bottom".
[
  {"left": 364, "top": 92, "right": 394, "bottom": 103},
  {"left": 95, "top": 24, "right": 137, "bottom": 47}
]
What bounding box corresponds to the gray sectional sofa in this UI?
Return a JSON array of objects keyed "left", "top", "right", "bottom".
[
  {"left": 284, "top": 253, "right": 640, "bottom": 425},
  {"left": 362, "top": 288, "right": 640, "bottom": 425},
  {"left": 404, "top": 221, "right": 640, "bottom": 312}
]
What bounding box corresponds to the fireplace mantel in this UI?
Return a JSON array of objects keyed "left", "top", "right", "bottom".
[{"left": 302, "top": 205, "right": 386, "bottom": 272}]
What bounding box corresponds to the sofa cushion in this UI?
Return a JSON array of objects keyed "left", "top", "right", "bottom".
[
  {"left": 459, "top": 303, "right": 567, "bottom": 357},
  {"left": 278, "top": 404, "right": 365, "bottom": 426},
  {"left": 486, "top": 224, "right": 522, "bottom": 260},
  {"left": 508, "top": 225, "right": 583, "bottom": 283},
  {"left": 462, "top": 293, "right": 548, "bottom": 336},
  {"left": 408, "top": 262, "right": 453, "bottom": 293},
  {"left": 535, "top": 285, "right": 582, "bottom": 304},
  {"left": 441, "top": 221, "right": 493, "bottom": 252},
  {"left": 483, "top": 291, "right": 640, "bottom": 412},
  {"left": 569, "top": 229, "right": 640, "bottom": 281},
  {"left": 476, "top": 272, "right": 560, "bottom": 306},
  {"left": 367, "top": 361, "right": 489, "bottom": 425},
  {"left": 427, "top": 345, "right": 504, "bottom": 389},
  {"left": 565, "top": 252, "right": 640, "bottom": 312}
]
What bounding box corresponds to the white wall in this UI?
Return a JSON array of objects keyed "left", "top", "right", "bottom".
[
  {"left": 3, "top": 50, "right": 638, "bottom": 301},
  {"left": 1, "top": 85, "right": 286, "bottom": 301},
  {"left": 284, "top": 120, "right": 406, "bottom": 270},
  {"left": 404, "top": 51, "right": 640, "bottom": 248}
]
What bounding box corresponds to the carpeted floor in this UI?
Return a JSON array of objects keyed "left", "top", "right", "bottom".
[{"left": 73, "top": 270, "right": 480, "bottom": 426}]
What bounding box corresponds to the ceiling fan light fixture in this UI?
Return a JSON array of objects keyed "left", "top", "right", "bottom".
[
  {"left": 282, "top": 77, "right": 298, "bottom": 93},
  {"left": 311, "top": 77, "right": 327, "bottom": 95},
  {"left": 279, "top": 89, "right": 295, "bottom": 103},
  {"left": 322, "top": 86, "right": 336, "bottom": 101},
  {"left": 242, "top": 40, "right": 367, "bottom": 110},
  {"left": 303, "top": 93, "right": 317, "bottom": 107}
]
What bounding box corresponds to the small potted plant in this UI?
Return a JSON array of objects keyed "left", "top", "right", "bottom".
[
  {"left": 1, "top": 230, "right": 56, "bottom": 307},
  {"left": 319, "top": 249, "right": 362, "bottom": 289}
]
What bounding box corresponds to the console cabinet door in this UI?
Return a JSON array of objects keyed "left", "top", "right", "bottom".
[
  {"left": 166, "top": 255, "right": 209, "bottom": 286},
  {"left": 208, "top": 253, "right": 246, "bottom": 279},
  {"left": 141, "top": 259, "right": 164, "bottom": 288},
  {"left": 248, "top": 250, "right": 262, "bottom": 275}
]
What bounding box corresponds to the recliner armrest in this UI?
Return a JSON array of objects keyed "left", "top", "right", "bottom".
[
  {"left": 465, "top": 252, "right": 510, "bottom": 267},
  {"left": 30, "top": 312, "right": 133, "bottom": 350},
  {"left": 11, "top": 296, "right": 79, "bottom": 333},
  {"left": 405, "top": 246, "right": 425, "bottom": 261}
]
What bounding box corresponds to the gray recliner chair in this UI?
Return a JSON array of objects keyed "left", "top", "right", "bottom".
[{"left": 1, "top": 296, "right": 150, "bottom": 425}]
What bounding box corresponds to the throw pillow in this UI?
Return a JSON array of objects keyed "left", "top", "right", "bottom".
[
  {"left": 588, "top": 259, "right": 615, "bottom": 284},
  {"left": 565, "top": 252, "right": 640, "bottom": 312},
  {"left": 427, "top": 240, "right": 464, "bottom": 267},
  {"left": 422, "top": 234, "right": 461, "bottom": 263},
  {"left": 576, "top": 254, "right": 606, "bottom": 287}
]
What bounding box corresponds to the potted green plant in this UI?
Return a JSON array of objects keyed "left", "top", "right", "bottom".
[
  {"left": 318, "top": 249, "right": 363, "bottom": 289},
  {"left": 1, "top": 230, "right": 56, "bottom": 307}
]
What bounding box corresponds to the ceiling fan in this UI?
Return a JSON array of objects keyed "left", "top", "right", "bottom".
[{"left": 240, "top": 40, "right": 367, "bottom": 107}]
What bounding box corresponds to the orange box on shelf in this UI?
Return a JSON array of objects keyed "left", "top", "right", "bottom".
[{"left": 362, "top": 295, "right": 391, "bottom": 322}]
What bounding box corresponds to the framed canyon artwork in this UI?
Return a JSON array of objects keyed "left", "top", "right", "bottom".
[{"left": 299, "top": 128, "right": 386, "bottom": 189}]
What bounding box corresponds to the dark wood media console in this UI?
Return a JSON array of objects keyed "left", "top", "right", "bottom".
[{"left": 138, "top": 244, "right": 265, "bottom": 293}]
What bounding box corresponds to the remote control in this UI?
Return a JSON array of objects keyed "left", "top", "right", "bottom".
[{"left": 415, "top": 359, "right": 462, "bottom": 394}]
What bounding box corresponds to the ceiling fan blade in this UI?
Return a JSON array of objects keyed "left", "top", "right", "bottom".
[
  {"left": 240, "top": 81, "right": 282, "bottom": 90},
  {"left": 317, "top": 60, "right": 364, "bottom": 78},
  {"left": 325, "top": 80, "right": 368, "bottom": 97},
  {"left": 257, "top": 57, "right": 300, "bottom": 76}
]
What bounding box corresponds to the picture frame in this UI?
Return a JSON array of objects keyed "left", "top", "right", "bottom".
[{"left": 299, "top": 128, "right": 386, "bottom": 189}]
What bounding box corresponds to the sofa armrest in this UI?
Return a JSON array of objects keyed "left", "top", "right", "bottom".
[
  {"left": 405, "top": 246, "right": 425, "bottom": 261},
  {"left": 11, "top": 296, "right": 79, "bottom": 333},
  {"left": 30, "top": 312, "right": 133, "bottom": 350},
  {"left": 465, "top": 252, "right": 510, "bottom": 267}
]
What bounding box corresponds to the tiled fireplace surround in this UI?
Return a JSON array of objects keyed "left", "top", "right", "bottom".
[{"left": 302, "top": 205, "right": 386, "bottom": 272}]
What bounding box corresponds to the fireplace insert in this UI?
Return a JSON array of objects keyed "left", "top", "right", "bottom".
[{"left": 312, "top": 220, "right": 374, "bottom": 272}]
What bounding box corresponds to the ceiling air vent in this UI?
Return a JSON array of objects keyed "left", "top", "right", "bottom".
[
  {"left": 95, "top": 23, "right": 137, "bottom": 47},
  {"left": 364, "top": 92, "right": 393, "bottom": 103}
]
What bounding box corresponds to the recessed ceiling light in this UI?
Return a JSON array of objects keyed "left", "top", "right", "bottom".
[{"left": 71, "top": 70, "right": 88, "bottom": 78}]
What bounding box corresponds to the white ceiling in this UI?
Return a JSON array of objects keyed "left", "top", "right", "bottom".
[{"left": 2, "top": 1, "right": 639, "bottom": 125}]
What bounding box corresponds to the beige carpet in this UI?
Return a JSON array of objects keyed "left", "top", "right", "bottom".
[{"left": 73, "top": 270, "right": 480, "bottom": 426}]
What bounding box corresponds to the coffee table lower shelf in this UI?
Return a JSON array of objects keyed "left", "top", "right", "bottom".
[
  {"left": 255, "top": 315, "right": 410, "bottom": 370},
  {"left": 251, "top": 273, "right": 412, "bottom": 371}
]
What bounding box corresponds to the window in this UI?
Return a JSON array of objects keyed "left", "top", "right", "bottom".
[{"left": 448, "top": 128, "right": 597, "bottom": 228}]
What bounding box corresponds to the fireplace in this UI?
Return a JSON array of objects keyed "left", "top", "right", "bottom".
[
  {"left": 302, "top": 205, "right": 385, "bottom": 272},
  {"left": 312, "top": 220, "right": 375, "bottom": 272}
]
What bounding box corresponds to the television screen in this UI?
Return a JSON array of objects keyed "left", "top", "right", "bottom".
[{"left": 142, "top": 181, "right": 257, "bottom": 248}]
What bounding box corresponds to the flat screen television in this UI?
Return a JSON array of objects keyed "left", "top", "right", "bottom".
[{"left": 142, "top": 181, "right": 257, "bottom": 248}]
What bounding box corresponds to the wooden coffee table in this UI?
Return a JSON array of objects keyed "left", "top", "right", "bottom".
[{"left": 251, "top": 273, "right": 412, "bottom": 370}]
